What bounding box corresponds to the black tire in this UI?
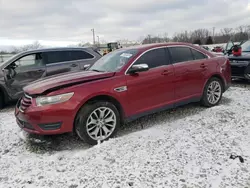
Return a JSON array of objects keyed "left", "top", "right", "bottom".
[
  {"left": 75, "top": 101, "right": 120, "bottom": 145},
  {"left": 201, "top": 77, "right": 223, "bottom": 107},
  {"left": 0, "top": 92, "right": 4, "bottom": 109}
]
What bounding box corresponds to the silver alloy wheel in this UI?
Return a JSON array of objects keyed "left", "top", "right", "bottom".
[
  {"left": 207, "top": 80, "right": 222, "bottom": 104},
  {"left": 86, "top": 107, "right": 116, "bottom": 141}
]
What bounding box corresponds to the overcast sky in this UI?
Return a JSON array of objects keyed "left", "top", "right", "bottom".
[{"left": 0, "top": 0, "right": 250, "bottom": 46}]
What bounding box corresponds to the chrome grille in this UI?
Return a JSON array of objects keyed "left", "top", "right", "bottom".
[{"left": 19, "top": 93, "right": 32, "bottom": 112}]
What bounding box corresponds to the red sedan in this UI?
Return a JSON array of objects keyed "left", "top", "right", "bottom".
[{"left": 15, "top": 42, "right": 231, "bottom": 145}]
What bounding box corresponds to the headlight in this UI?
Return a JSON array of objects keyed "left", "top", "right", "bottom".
[{"left": 36, "top": 92, "right": 74, "bottom": 107}]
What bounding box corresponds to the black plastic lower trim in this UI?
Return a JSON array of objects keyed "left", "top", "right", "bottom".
[
  {"left": 17, "top": 118, "right": 35, "bottom": 130},
  {"left": 38, "top": 122, "right": 62, "bottom": 130},
  {"left": 125, "top": 97, "right": 201, "bottom": 123}
]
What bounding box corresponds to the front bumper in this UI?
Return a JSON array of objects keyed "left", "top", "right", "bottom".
[
  {"left": 15, "top": 98, "right": 78, "bottom": 135},
  {"left": 230, "top": 60, "right": 250, "bottom": 79}
]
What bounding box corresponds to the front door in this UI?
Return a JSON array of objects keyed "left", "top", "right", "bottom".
[
  {"left": 125, "top": 47, "right": 175, "bottom": 117},
  {"left": 168, "top": 46, "right": 208, "bottom": 102},
  {"left": 4, "top": 53, "right": 46, "bottom": 99}
]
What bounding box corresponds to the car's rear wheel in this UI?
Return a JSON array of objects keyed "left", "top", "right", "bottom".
[
  {"left": 75, "top": 101, "right": 120, "bottom": 145},
  {"left": 201, "top": 77, "right": 223, "bottom": 107}
]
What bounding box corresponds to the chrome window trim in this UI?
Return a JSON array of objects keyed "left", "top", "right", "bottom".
[
  {"left": 124, "top": 45, "right": 211, "bottom": 75},
  {"left": 167, "top": 45, "right": 210, "bottom": 60},
  {"left": 45, "top": 58, "right": 93, "bottom": 66}
]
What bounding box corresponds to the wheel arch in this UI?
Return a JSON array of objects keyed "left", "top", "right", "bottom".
[
  {"left": 73, "top": 94, "right": 125, "bottom": 132},
  {"left": 204, "top": 74, "right": 226, "bottom": 92}
]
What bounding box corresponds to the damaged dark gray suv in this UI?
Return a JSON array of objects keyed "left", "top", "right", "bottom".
[{"left": 0, "top": 47, "right": 101, "bottom": 108}]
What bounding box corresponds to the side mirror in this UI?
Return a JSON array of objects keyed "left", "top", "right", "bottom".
[
  {"left": 83, "top": 64, "right": 90, "bottom": 70},
  {"left": 128, "top": 64, "right": 149, "bottom": 74}
]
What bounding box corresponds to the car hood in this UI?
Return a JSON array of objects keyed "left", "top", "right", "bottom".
[
  {"left": 24, "top": 71, "right": 116, "bottom": 95},
  {"left": 227, "top": 52, "right": 250, "bottom": 60}
]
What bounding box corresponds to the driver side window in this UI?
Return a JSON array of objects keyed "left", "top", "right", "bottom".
[{"left": 15, "top": 53, "right": 44, "bottom": 69}]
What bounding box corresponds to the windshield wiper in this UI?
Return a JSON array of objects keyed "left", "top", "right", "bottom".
[{"left": 90, "top": 69, "right": 106, "bottom": 72}]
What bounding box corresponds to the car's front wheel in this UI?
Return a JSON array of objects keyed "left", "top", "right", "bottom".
[
  {"left": 75, "top": 101, "right": 120, "bottom": 145},
  {"left": 201, "top": 77, "right": 223, "bottom": 107}
]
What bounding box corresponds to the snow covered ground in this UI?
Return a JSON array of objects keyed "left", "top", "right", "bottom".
[{"left": 1, "top": 82, "right": 250, "bottom": 188}]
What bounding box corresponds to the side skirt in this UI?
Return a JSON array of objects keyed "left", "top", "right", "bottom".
[{"left": 124, "top": 97, "right": 201, "bottom": 123}]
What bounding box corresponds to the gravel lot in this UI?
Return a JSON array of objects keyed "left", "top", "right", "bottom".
[{"left": 0, "top": 81, "right": 250, "bottom": 188}]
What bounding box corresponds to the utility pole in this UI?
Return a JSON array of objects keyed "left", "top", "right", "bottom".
[
  {"left": 91, "top": 28, "right": 95, "bottom": 45},
  {"left": 212, "top": 27, "right": 215, "bottom": 43},
  {"left": 97, "top": 36, "right": 100, "bottom": 46}
]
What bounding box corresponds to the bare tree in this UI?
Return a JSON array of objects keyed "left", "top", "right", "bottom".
[
  {"left": 216, "top": 28, "right": 234, "bottom": 42},
  {"left": 206, "top": 36, "right": 213, "bottom": 44},
  {"left": 162, "top": 33, "right": 170, "bottom": 42},
  {"left": 233, "top": 25, "right": 249, "bottom": 42},
  {"left": 78, "top": 42, "right": 91, "bottom": 47},
  {"left": 190, "top": 29, "right": 211, "bottom": 44},
  {"left": 172, "top": 31, "right": 190, "bottom": 42},
  {"left": 246, "top": 25, "right": 250, "bottom": 39},
  {"left": 11, "top": 41, "right": 43, "bottom": 53},
  {"left": 220, "top": 28, "right": 233, "bottom": 36}
]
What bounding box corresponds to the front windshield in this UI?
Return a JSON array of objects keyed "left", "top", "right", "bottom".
[
  {"left": 89, "top": 49, "right": 138, "bottom": 72},
  {"left": 241, "top": 40, "right": 250, "bottom": 52}
]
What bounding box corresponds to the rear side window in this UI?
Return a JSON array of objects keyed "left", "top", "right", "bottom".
[
  {"left": 70, "top": 50, "right": 94, "bottom": 60},
  {"left": 134, "top": 48, "right": 169, "bottom": 69},
  {"left": 168, "top": 47, "right": 193, "bottom": 63},
  {"left": 44, "top": 51, "right": 71, "bottom": 64},
  {"left": 191, "top": 49, "right": 208, "bottom": 60}
]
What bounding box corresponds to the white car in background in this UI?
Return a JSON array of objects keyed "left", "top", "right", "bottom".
[{"left": 200, "top": 45, "right": 225, "bottom": 56}]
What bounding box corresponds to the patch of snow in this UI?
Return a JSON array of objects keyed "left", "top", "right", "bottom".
[{"left": 0, "top": 86, "right": 250, "bottom": 187}]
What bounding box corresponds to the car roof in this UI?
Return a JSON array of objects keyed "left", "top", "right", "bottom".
[
  {"left": 125, "top": 42, "right": 200, "bottom": 51},
  {"left": 120, "top": 42, "right": 214, "bottom": 58},
  {"left": 0, "top": 46, "right": 95, "bottom": 69},
  {"left": 20, "top": 46, "right": 93, "bottom": 54}
]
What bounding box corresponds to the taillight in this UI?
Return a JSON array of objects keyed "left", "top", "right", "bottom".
[{"left": 221, "top": 59, "right": 230, "bottom": 72}]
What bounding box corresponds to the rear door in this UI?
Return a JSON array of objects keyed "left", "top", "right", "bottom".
[
  {"left": 125, "top": 47, "right": 175, "bottom": 116},
  {"left": 70, "top": 49, "right": 99, "bottom": 70},
  {"left": 168, "top": 46, "right": 208, "bottom": 102},
  {"left": 44, "top": 50, "right": 80, "bottom": 76}
]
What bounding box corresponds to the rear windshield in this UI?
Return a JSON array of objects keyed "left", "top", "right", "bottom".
[{"left": 241, "top": 41, "right": 250, "bottom": 52}]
